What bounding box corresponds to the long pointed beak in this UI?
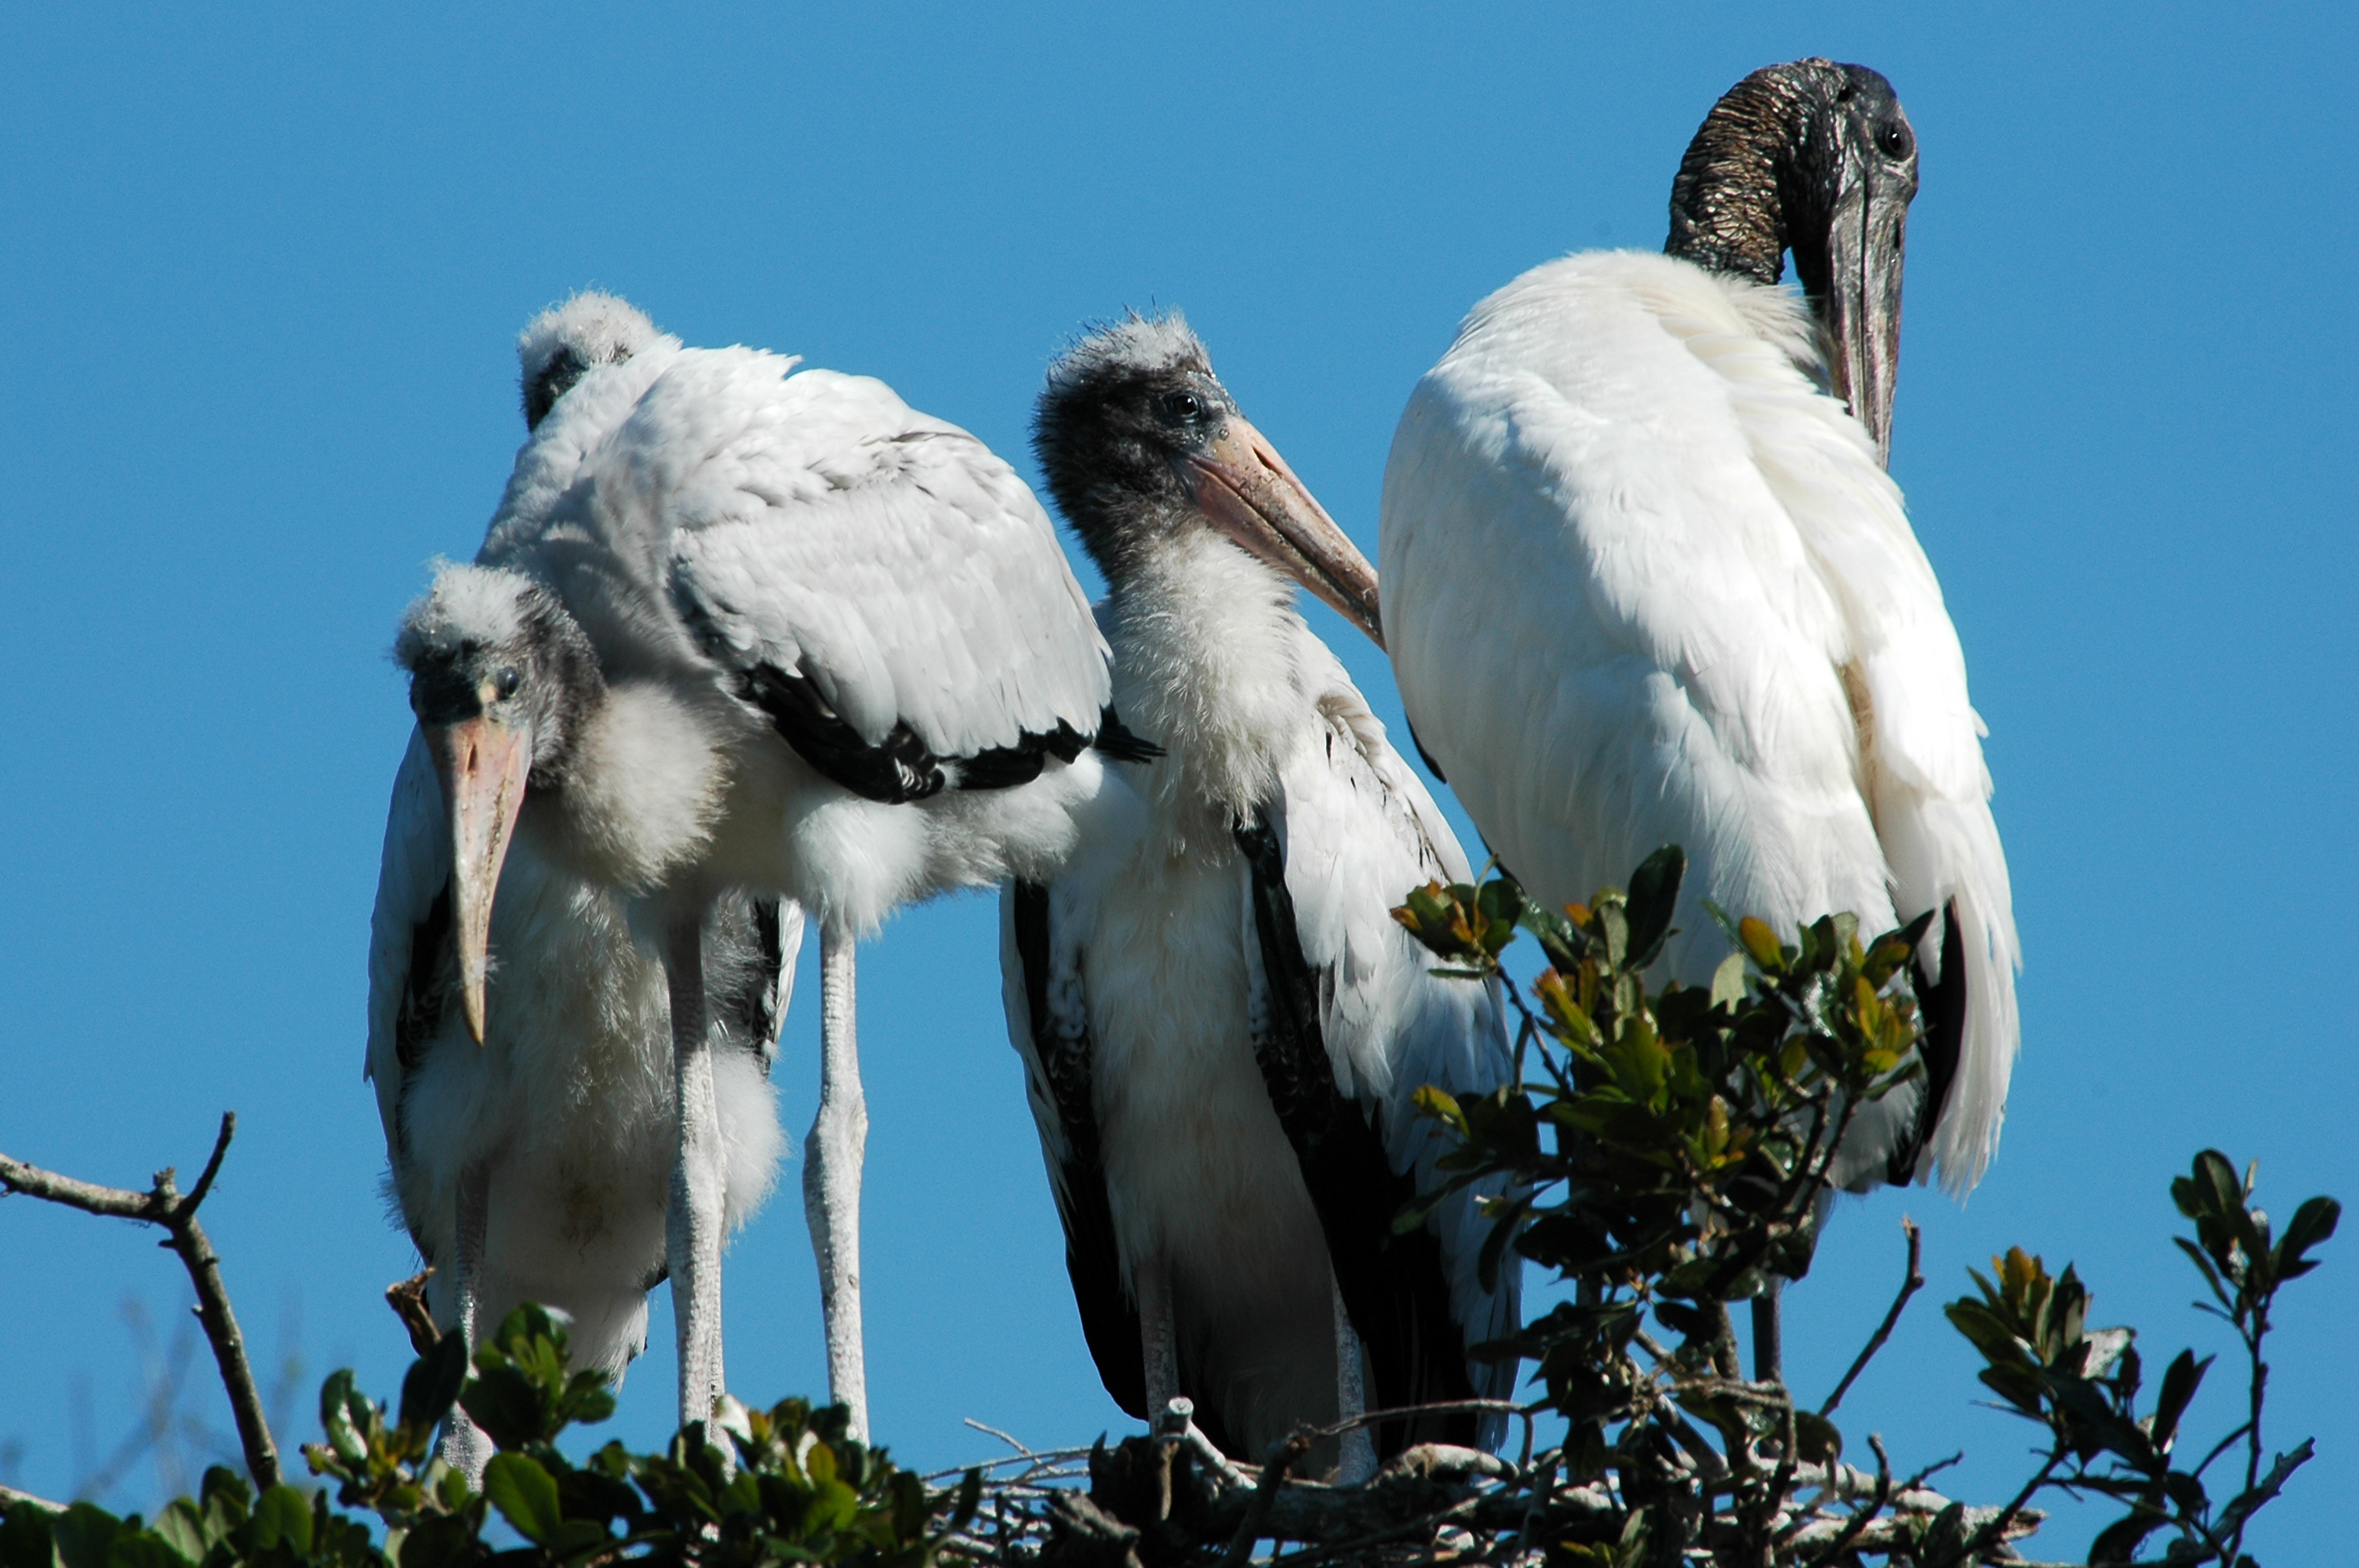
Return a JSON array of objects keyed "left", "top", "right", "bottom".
[
  {"left": 1180, "top": 414, "right": 1384, "bottom": 649},
  {"left": 425, "top": 717, "right": 530, "bottom": 1044},
  {"left": 1822, "top": 169, "right": 1909, "bottom": 467}
]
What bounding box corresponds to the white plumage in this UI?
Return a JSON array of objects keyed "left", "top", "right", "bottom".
[
  {"left": 366, "top": 730, "right": 792, "bottom": 1381},
  {"left": 381, "top": 292, "right": 1130, "bottom": 1446},
  {"left": 1010, "top": 319, "right": 1518, "bottom": 1475},
  {"left": 1380, "top": 65, "right": 2019, "bottom": 1198}
]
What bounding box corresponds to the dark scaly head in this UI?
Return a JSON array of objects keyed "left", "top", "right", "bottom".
[
  {"left": 1034, "top": 314, "right": 1383, "bottom": 647},
  {"left": 394, "top": 563, "right": 603, "bottom": 1040},
  {"left": 1666, "top": 59, "right": 1918, "bottom": 460}
]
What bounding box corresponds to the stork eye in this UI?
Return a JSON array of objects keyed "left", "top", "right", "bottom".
[
  {"left": 1161, "top": 390, "right": 1204, "bottom": 423},
  {"left": 493, "top": 666, "right": 522, "bottom": 699},
  {"left": 1877, "top": 123, "right": 1911, "bottom": 159}
]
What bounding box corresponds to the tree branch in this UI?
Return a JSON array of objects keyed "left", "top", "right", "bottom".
[
  {"left": 1820, "top": 1216, "right": 1925, "bottom": 1417},
  {"left": 0, "top": 1113, "right": 281, "bottom": 1490},
  {"left": 0, "top": 1482, "right": 66, "bottom": 1517}
]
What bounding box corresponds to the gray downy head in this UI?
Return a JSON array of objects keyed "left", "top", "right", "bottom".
[
  {"left": 1664, "top": 59, "right": 1918, "bottom": 459},
  {"left": 1033, "top": 314, "right": 1383, "bottom": 648},
  {"left": 394, "top": 562, "right": 605, "bottom": 1040},
  {"left": 516, "top": 292, "right": 662, "bottom": 430}
]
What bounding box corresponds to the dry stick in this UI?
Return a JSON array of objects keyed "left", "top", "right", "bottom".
[
  {"left": 1798, "top": 1432, "right": 1895, "bottom": 1568},
  {"left": 1221, "top": 1428, "right": 1314, "bottom": 1568},
  {"left": 1819, "top": 1217, "right": 1925, "bottom": 1419},
  {"left": 0, "top": 1482, "right": 65, "bottom": 1516},
  {"left": 0, "top": 1113, "right": 281, "bottom": 1490}
]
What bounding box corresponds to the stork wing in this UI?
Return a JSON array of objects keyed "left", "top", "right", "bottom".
[
  {"left": 999, "top": 877, "right": 1148, "bottom": 1424},
  {"left": 1254, "top": 645, "right": 1521, "bottom": 1445},
  {"left": 365, "top": 728, "right": 453, "bottom": 1156},
  {"left": 616, "top": 354, "right": 1111, "bottom": 779},
  {"left": 1381, "top": 250, "right": 2017, "bottom": 1194}
]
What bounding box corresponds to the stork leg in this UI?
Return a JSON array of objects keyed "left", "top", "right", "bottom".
[
  {"left": 439, "top": 1159, "right": 493, "bottom": 1483},
  {"left": 805, "top": 928, "right": 870, "bottom": 1441},
  {"left": 1135, "top": 1255, "right": 1178, "bottom": 1421},
  {"left": 667, "top": 916, "right": 729, "bottom": 1441},
  {"left": 1752, "top": 1281, "right": 1783, "bottom": 1385},
  {"left": 1332, "top": 1271, "right": 1377, "bottom": 1483}
]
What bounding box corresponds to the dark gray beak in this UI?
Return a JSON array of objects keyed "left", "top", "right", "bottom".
[{"left": 1820, "top": 138, "right": 1913, "bottom": 466}]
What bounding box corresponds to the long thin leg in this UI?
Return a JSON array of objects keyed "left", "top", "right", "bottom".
[
  {"left": 1332, "top": 1272, "right": 1376, "bottom": 1483},
  {"left": 1136, "top": 1255, "right": 1178, "bottom": 1421},
  {"left": 667, "top": 916, "right": 728, "bottom": 1439},
  {"left": 440, "top": 1160, "right": 494, "bottom": 1483},
  {"left": 805, "top": 928, "right": 869, "bottom": 1441},
  {"left": 1752, "top": 1280, "right": 1783, "bottom": 1385}
]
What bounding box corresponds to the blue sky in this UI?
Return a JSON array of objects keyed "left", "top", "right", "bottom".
[{"left": 2, "top": 4, "right": 2351, "bottom": 1559}]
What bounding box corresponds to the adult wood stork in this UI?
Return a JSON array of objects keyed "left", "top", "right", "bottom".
[
  {"left": 369, "top": 310, "right": 796, "bottom": 1475},
  {"left": 1006, "top": 318, "right": 1520, "bottom": 1477},
  {"left": 1379, "top": 60, "right": 2019, "bottom": 1370},
  {"left": 387, "top": 292, "right": 1144, "bottom": 1443}
]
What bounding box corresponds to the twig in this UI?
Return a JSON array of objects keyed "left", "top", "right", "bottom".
[
  {"left": 1799, "top": 1432, "right": 1893, "bottom": 1567},
  {"left": 385, "top": 1270, "right": 438, "bottom": 1355},
  {"left": 961, "top": 1418, "right": 1038, "bottom": 1458},
  {"left": 0, "top": 1114, "right": 281, "bottom": 1490},
  {"left": 1222, "top": 1428, "right": 1313, "bottom": 1568},
  {"left": 0, "top": 1482, "right": 65, "bottom": 1516},
  {"left": 1820, "top": 1217, "right": 1925, "bottom": 1417},
  {"left": 1937, "top": 1444, "right": 2062, "bottom": 1568}
]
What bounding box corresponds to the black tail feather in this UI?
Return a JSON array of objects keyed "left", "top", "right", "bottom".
[{"left": 1888, "top": 898, "right": 1968, "bottom": 1187}]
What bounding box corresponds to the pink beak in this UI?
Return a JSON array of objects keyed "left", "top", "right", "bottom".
[{"left": 425, "top": 714, "right": 530, "bottom": 1044}]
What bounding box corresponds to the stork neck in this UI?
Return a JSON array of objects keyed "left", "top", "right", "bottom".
[
  {"left": 1103, "top": 530, "right": 1313, "bottom": 833},
  {"left": 1665, "top": 65, "right": 1819, "bottom": 288}
]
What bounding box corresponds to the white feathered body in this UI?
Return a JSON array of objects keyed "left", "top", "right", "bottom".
[
  {"left": 475, "top": 334, "right": 1117, "bottom": 936},
  {"left": 1381, "top": 250, "right": 2018, "bottom": 1192},
  {"left": 1003, "top": 533, "right": 1519, "bottom": 1456},
  {"left": 365, "top": 730, "right": 791, "bottom": 1377}
]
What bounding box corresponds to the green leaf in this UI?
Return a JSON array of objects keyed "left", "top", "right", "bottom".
[
  {"left": 2275, "top": 1195, "right": 2340, "bottom": 1279},
  {"left": 1791, "top": 1410, "right": 1842, "bottom": 1465},
  {"left": 399, "top": 1332, "right": 470, "bottom": 1436},
  {"left": 482, "top": 1454, "right": 562, "bottom": 1546},
  {"left": 146, "top": 1504, "right": 205, "bottom": 1568},
  {"left": 2152, "top": 1348, "right": 2211, "bottom": 1454},
  {"left": 1709, "top": 952, "right": 1746, "bottom": 1011},
  {"left": 1623, "top": 846, "right": 1683, "bottom": 968},
  {"left": 249, "top": 1486, "right": 314, "bottom": 1556},
  {"left": 48, "top": 1506, "right": 120, "bottom": 1568}
]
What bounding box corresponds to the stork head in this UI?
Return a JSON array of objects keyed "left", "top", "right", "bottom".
[
  {"left": 1033, "top": 314, "right": 1382, "bottom": 648},
  {"left": 394, "top": 563, "right": 602, "bottom": 1042},
  {"left": 1665, "top": 59, "right": 1917, "bottom": 462},
  {"left": 517, "top": 292, "right": 661, "bottom": 430}
]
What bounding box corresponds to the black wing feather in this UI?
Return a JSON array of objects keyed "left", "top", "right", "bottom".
[
  {"left": 743, "top": 662, "right": 1156, "bottom": 804},
  {"left": 1231, "top": 807, "right": 1478, "bottom": 1456},
  {"left": 1012, "top": 881, "right": 1150, "bottom": 1424}
]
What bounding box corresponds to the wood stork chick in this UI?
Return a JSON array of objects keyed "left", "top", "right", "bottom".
[
  {"left": 369, "top": 314, "right": 795, "bottom": 1475},
  {"left": 1008, "top": 316, "right": 1520, "bottom": 1476},
  {"left": 400, "top": 293, "right": 1145, "bottom": 1444}
]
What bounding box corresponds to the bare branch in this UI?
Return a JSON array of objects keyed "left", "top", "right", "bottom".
[
  {"left": 0, "top": 1482, "right": 65, "bottom": 1516},
  {"left": 1799, "top": 1431, "right": 1893, "bottom": 1567},
  {"left": 0, "top": 1116, "right": 281, "bottom": 1492},
  {"left": 180, "top": 1114, "right": 238, "bottom": 1216},
  {"left": 386, "top": 1270, "right": 439, "bottom": 1356},
  {"left": 1222, "top": 1427, "right": 1314, "bottom": 1568},
  {"left": 1820, "top": 1216, "right": 1925, "bottom": 1417}
]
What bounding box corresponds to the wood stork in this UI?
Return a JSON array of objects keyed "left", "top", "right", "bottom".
[
  {"left": 387, "top": 292, "right": 1145, "bottom": 1444},
  {"left": 1379, "top": 60, "right": 2019, "bottom": 1372},
  {"left": 369, "top": 306, "right": 796, "bottom": 1475},
  {"left": 1005, "top": 317, "right": 1520, "bottom": 1477}
]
